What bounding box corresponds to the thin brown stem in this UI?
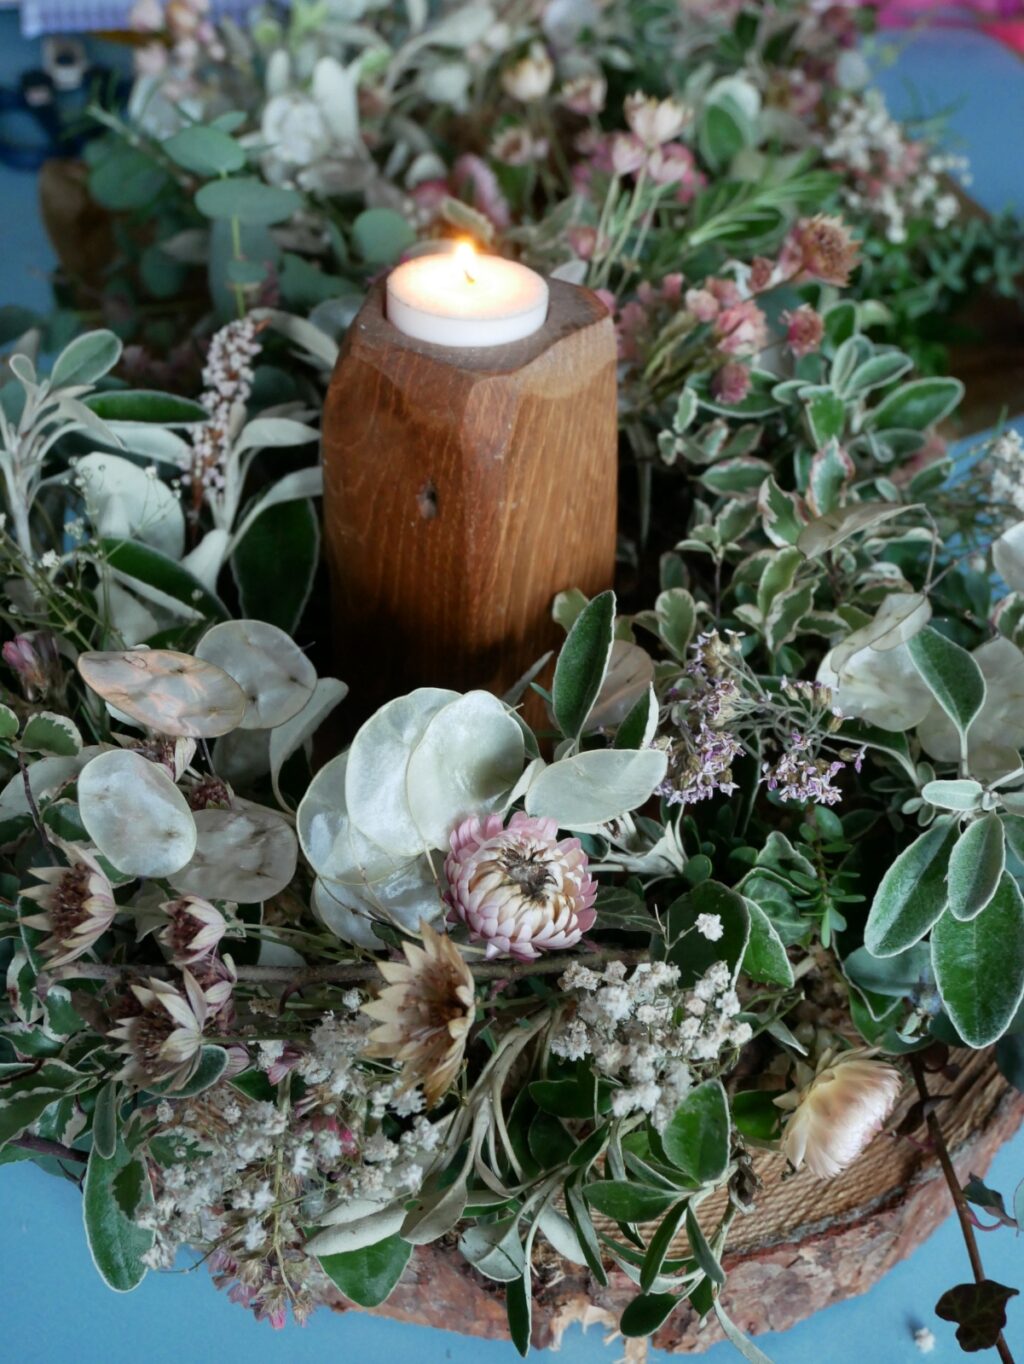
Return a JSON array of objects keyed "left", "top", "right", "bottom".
[
  {"left": 11, "top": 1133, "right": 87, "bottom": 1164},
  {"left": 910, "top": 1055, "right": 1016, "bottom": 1364}
]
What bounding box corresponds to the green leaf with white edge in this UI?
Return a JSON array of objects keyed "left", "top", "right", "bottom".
[
  {"left": 844, "top": 351, "right": 914, "bottom": 397},
  {"left": 92, "top": 1080, "right": 119, "bottom": 1160},
  {"left": 844, "top": 943, "right": 932, "bottom": 999},
  {"left": 742, "top": 898, "right": 795, "bottom": 986},
  {"left": 805, "top": 392, "right": 846, "bottom": 448},
  {"left": 227, "top": 465, "right": 324, "bottom": 552},
  {"left": 583, "top": 1181, "right": 680, "bottom": 1223},
  {"left": 757, "top": 476, "right": 806, "bottom": 548},
  {"left": 932, "top": 872, "right": 1024, "bottom": 1047},
  {"left": 458, "top": 1220, "right": 527, "bottom": 1282},
  {"left": 0, "top": 704, "right": 17, "bottom": 740},
  {"left": 806, "top": 439, "right": 854, "bottom": 516},
  {"left": 869, "top": 376, "right": 964, "bottom": 432},
  {"left": 639, "top": 1200, "right": 688, "bottom": 1293},
  {"left": 947, "top": 814, "right": 1005, "bottom": 922},
  {"left": 19, "top": 711, "right": 82, "bottom": 758},
  {"left": 908, "top": 628, "right": 986, "bottom": 749},
  {"left": 523, "top": 747, "right": 667, "bottom": 830},
  {"left": 864, "top": 818, "right": 958, "bottom": 957},
  {"left": 163, "top": 125, "right": 246, "bottom": 177},
  {"left": 195, "top": 177, "right": 301, "bottom": 225},
  {"left": 83, "top": 1140, "right": 153, "bottom": 1292},
  {"left": 764, "top": 582, "right": 814, "bottom": 655},
  {"left": 663, "top": 881, "right": 751, "bottom": 987},
  {"left": 1002, "top": 814, "right": 1024, "bottom": 865},
  {"left": 318, "top": 1234, "right": 412, "bottom": 1307},
  {"left": 756, "top": 547, "right": 802, "bottom": 618},
  {"left": 234, "top": 416, "right": 319, "bottom": 454},
  {"left": 352, "top": 208, "right": 416, "bottom": 265},
  {"left": 553, "top": 589, "right": 616, "bottom": 741},
  {"left": 145, "top": 1046, "right": 228, "bottom": 1098},
  {"left": 921, "top": 779, "right": 984, "bottom": 812},
  {"left": 685, "top": 1205, "right": 725, "bottom": 1285},
  {"left": 98, "top": 538, "right": 229, "bottom": 622},
  {"left": 797, "top": 501, "right": 906, "bottom": 558},
  {"left": 654, "top": 587, "right": 697, "bottom": 661},
  {"left": 614, "top": 685, "right": 658, "bottom": 751},
  {"left": 713, "top": 1301, "right": 775, "bottom": 1364},
  {"left": 84, "top": 390, "right": 209, "bottom": 425},
  {"left": 620, "top": 1292, "right": 679, "bottom": 1337},
  {"left": 50, "top": 330, "right": 122, "bottom": 389},
  {"left": 661, "top": 1079, "right": 730, "bottom": 1184}
]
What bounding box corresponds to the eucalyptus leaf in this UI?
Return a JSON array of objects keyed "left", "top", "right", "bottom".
[
  {"left": 78, "top": 749, "right": 197, "bottom": 878},
  {"left": 195, "top": 620, "right": 317, "bottom": 731}
]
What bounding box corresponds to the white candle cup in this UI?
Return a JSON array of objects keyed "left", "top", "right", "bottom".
[{"left": 386, "top": 246, "right": 550, "bottom": 348}]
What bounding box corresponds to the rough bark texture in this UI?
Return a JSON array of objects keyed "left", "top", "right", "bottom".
[
  {"left": 326, "top": 1050, "right": 1023, "bottom": 1351},
  {"left": 321, "top": 278, "right": 618, "bottom": 725}
]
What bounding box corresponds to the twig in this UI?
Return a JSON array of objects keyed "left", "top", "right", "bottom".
[
  {"left": 910, "top": 1055, "right": 1016, "bottom": 1364},
  {"left": 40, "top": 946, "right": 651, "bottom": 990},
  {"left": 17, "top": 751, "right": 54, "bottom": 859},
  {"left": 11, "top": 1133, "right": 87, "bottom": 1165}
]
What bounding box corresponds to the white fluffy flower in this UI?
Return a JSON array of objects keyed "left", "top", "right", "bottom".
[{"left": 696, "top": 912, "right": 724, "bottom": 941}]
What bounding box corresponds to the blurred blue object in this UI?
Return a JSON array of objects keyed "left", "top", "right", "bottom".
[{"left": 20, "top": 0, "right": 256, "bottom": 38}]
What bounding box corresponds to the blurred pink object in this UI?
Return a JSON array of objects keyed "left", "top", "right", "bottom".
[{"left": 876, "top": 0, "right": 1024, "bottom": 55}]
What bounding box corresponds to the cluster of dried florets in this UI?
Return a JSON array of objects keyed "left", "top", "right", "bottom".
[
  {"left": 185, "top": 317, "right": 262, "bottom": 511},
  {"left": 551, "top": 959, "right": 752, "bottom": 1130}
]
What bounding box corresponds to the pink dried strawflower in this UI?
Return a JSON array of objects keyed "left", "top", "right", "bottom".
[
  {"left": 22, "top": 841, "right": 118, "bottom": 966},
  {"left": 444, "top": 812, "right": 598, "bottom": 960},
  {"left": 714, "top": 299, "right": 768, "bottom": 357},
  {"left": 748, "top": 256, "right": 776, "bottom": 293},
  {"left": 560, "top": 74, "right": 607, "bottom": 116},
  {"left": 3, "top": 632, "right": 62, "bottom": 702},
  {"left": 783, "top": 304, "right": 825, "bottom": 358}
]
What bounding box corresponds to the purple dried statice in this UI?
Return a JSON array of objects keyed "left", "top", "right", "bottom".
[{"left": 762, "top": 732, "right": 845, "bottom": 806}]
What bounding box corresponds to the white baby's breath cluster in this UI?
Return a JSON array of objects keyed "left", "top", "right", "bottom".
[
  {"left": 824, "top": 92, "right": 964, "bottom": 244},
  {"left": 551, "top": 959, "right": 751, "bottom": 1130},
  {"left": 983, "top": 428, "right": 1024, "bottom": 522}
]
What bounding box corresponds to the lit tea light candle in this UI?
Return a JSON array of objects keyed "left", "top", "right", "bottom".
[{"left": 386, "top": 243, "right": 549, "bottom": 348}]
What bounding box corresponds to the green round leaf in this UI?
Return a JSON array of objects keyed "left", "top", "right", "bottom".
[
  {"left": 164, "top": 125, "right": 246, "bottom": 177},
  {"left": 195, "top": 177, "right": 301, "bottom": 226}
]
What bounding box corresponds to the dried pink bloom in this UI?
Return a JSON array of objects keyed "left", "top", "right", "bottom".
[
  {"left": 22, "top": 840, "right": 118, "bottom": 966},
  {"left": 777, "top": 1049, "right": 902, "bottom": 1179},
  {"left": 685, "top": 287, "right": 720, "bottom": 323},
  {"left": 781, "top": 214, "right": 861, "bottom": 286},
  {"left": 444, "top": 812, "right": 598, "bottom": 960},
  {"left": 491, "top": 126, "right": 548, "bottom": 166},
  {"left": 783, "top": 304, "right": 825, "bottom": 358},
  {"left": 714, "top": 299, "right": 768, "bottom": 357},
  {"left": 711, "top": 362, "right": 751, "bottom": 406},
  {"left": 567, "top": 225, "right": 602, "bottom": 260},
  {"left": 159, "top": 894, "right": 227, "bottom": 966},
  {"left": 624, "top": 93, "right": 690, "bottom": 147},
  {"left": 762, "top": 732, "right": 846, "bottom": 806},
  {"left": 109, "top": 970, "right": 211, "bottom": 1090},
  {"left": 646, "top": 142, "right": 698, "bottom": 188},
  {"left": 748, "top": 256, "right": 776, "bottom": 293},
  {"left": 3, "top": 632, "right": 62, "bottom": 702},
  {"left": 610, "top": 133, "right": 647, "bottom": 177},
  {"left": 451, "top": 154, "right": 511, "bottom": 230}
]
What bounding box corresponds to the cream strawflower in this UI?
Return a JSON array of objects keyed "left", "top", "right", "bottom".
[
  {"left": 362, "top": 921, "right": 475, "bottom": 1109},
  {"left": 158, "top": 895, "right": 227, "bottom": 966},
  {"left": 22, "top": 840, "right": 117, "bottom": 966},
  {"left": 624, "top": 92, "right": 691, "bottom": 147},
  {"left": 109, "top": 970, "right": 211, "bottom": 1091},
  {"left": 776, "top": 1048, "right": 902, "bottom": 1179},
  {"left": 501, "top": 43, "right": 554, "bottom": 103},
  {"left": 444, "top": 812, "right": 598, "bottom": 961}
]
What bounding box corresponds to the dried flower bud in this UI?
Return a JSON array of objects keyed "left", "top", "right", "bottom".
[
  {"left": 711, "top": 362, "right": 751, "bottom": 406},
  {"left": 783, "top": 304, "right": 825, "bottom": 358},
  {"left": 776, "top": 1049, "right": 902, "bottom": 1179},
  {"left": 624, "top": 92, "right": 690, "bottom": 147},
  {"left": 501, "top": 43, "right": 554, "bottom": 103},
  {"left": 782, "top": 214, "right": 861, "bottom": 287},
  {"left": 3, "top": 631, "right": 62, "bottom": 702},
  {"left": 560, "top": 74, "right": 606, "bottom": 116}
]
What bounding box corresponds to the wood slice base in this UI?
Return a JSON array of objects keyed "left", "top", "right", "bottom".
[{"left": 325, "top": 1051, "right": 1023, "bottom": 1351}]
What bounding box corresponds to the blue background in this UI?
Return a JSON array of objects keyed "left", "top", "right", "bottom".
[{"left": 1, "top": 17, "right": 1024, "bottom": 1363}]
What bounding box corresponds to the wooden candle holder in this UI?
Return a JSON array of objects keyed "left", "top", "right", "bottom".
[{"left": 322, "top": 277, "right": 618, "bottom": 719}]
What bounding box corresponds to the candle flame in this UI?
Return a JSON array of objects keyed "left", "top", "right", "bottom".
[{"left": 455, "top": 241, "right": 477, "bottom": 285}]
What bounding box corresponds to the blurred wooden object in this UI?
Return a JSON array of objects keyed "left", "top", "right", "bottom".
[
  {"left": 325, "top": 1049, "right": 1023, "bottom": 1351},
  {"left": 321, "top": 278, "right": 618, "bottom": 720},
  {"left": 38, "top": 158, "right": 115, "bottom": 297}
]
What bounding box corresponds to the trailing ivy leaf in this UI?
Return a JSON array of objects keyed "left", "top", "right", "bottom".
[
  {"left": 553, "top": 589, "right": 615, "bottom": 741},
  {"left": 907, "top": 628, "right": 985, "bottom": 750},
  {"left": 319, "top": 1233, "right": 412, "bottom": 1307},
  {"left": 742, "top": 898, "right": 795, "bottom": 986},
  {"left": 947, "top": 814, "right": 1005, "bottom": 922},
  {"left": 662, "top": 1080, "right": 730, "bottom": 1184},
  {"left": 584, "top": 1180, "right": 680, "bottom": 1223},
  {"left": 83, "top": 1141, "right": 153, "bottom": 1292},
  {"left": 932, "top": 873, "right": 1024, "bottom": 1046},
  {"left": 864, "top": 819, "right": 958, "bottom": 958},
  {"left": 935, "top": 1280, "right": 1018, "bottom": 1352},
  {"left": 869, "top": 376, "right": 964, "bottom": 432},
  {"left": 620, "top": 1292, "right": 679, "bottom": 1337},
  {"left": 662, "top": 881, "right": 751, "bottom": 986}
]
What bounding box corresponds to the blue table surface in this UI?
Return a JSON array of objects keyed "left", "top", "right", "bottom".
[{"left": 1, "top": 15, "right": 1024, "bottom": 1364}]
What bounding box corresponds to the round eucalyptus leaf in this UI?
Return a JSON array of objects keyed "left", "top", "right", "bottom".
[
  {"left": 79, "top": 749, "right": 197, "bottom": 877},
  {"left": 405, "top": 691, "right": 525, "bottom": 850},
  {"left": 345, "top": 688, "right": 458, "bottom": 857},
  {"left": 524, "top": 747, "right": 669, "bottom": 830},
  {"left": 168, "top": 805, "right": 298, "bottom": 901},
  {"left": 195, "top": 620, "right": 316, "bottom": 730},
  {"left": 78, "top": 649, "right": 247, "bottom": 738},
  {"left": 918, "top": 637, "right": 1024, "bottom": 779},
  {"left": 297, "top": 751, "right": 411, "bottom": 886},
  {"left": 313, "top": 863, "right": 442, "bottom": 948}
]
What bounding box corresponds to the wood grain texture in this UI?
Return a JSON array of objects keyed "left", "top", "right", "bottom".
[
  {"left": 322, "top": 278, "right": 618, "bottom": 719},
  {"left": 324, "top": 1050, "right": 1024, "bottom": 1351}
]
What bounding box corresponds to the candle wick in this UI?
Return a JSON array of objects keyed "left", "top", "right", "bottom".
[{"left": 463, "top": 263, "right": 476, "bottom": 285}]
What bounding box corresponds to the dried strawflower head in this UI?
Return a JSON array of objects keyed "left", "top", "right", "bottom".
[
  {"left": 783, "top": 304, "right": 825, "bottom": 358},
  {"left": 2, "top": 631, "right": 62, "bottom": 702},
  {"left": 491, "top": 126, "right": 549, "bottom": 166},
  {"left": 22, "top": 841, "right": 117, "bottom": 965},
  {"left": 110, "top": 970, "right": 211, "bottom": 1090},
  {"left": 783, "top": 214, "right": 861, "bottom": 286},
  {"left": 159, "top": 895, "right": 227, "bottom": 966},
  {"left": 501, "top": 43, "right": 554, "bottom": 102},
  {"left": 624, "top": 93, "right": 690, "bottom": 147},
  {"left": 776, "top": 1049, "right": 902, "bottom": 1179},
  {"left": 362, "top": 921, "right": 475, "bottom": 1108},
  {"left": 560, "top": 74, "right": 607, "bottom": 116},
  {"left": 444, "top": 812, "right": 597, "bottom": 960}
]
